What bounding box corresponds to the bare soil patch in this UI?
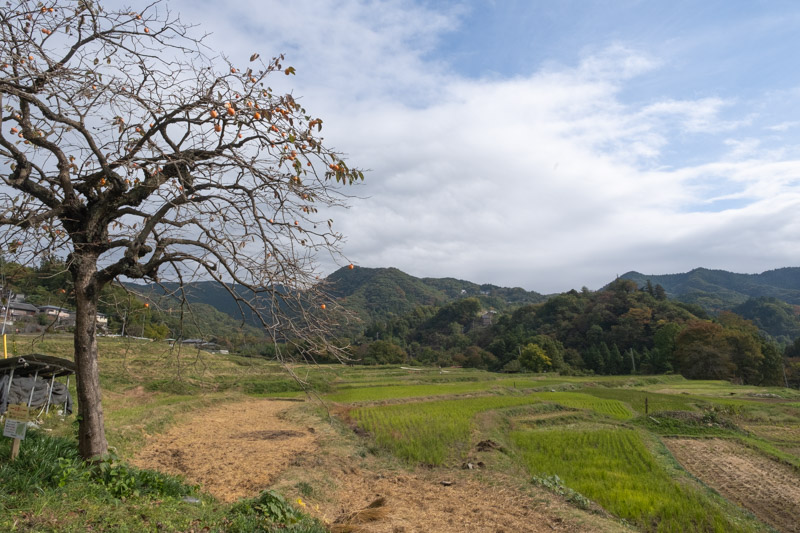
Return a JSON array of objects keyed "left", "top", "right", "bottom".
[
  {"left": 318, "top": 467, "right": 595, "bottom": 533},
  {"left": 278, "top": 439, "right": 622, "bottom": 533},
  {"left": 131, "top": 399, "right": 318, "bottom": 502},
  {"left": 665, "top": 438, "right": 800, "bottom": 533}
]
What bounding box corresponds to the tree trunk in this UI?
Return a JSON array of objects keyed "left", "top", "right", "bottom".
[{"left": 72, "top": 254, "right": 108, "bottom": 460}]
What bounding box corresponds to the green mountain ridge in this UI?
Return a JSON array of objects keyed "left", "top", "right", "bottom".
[
  {"left": 127, "top": 266, "right": 800, "bottom": 341},
  {"left": 124, "top": 267, "right": 546, "bottom": 337},
  {"left": 324, "top": 266, "right": 546, "bottom": 334},
  {"left": 618, "top": 267, "right": 800, "bottom": 341},
  {"left": 618, "top": 267, "right": 800, "bottom": 309}
]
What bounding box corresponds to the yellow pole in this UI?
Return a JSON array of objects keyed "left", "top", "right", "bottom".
[{"left": 3, "top": 333, "right": 7, "bottom": 358}]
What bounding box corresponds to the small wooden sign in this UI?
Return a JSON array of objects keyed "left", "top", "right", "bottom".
[
  {"left": 6, "top": 404, "right": 32, "bottom": 421},
  {"left": 3, "top": 418, "right": 27, "bottom": 440}
]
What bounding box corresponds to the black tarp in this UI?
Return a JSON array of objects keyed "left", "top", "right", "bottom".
[
  {"left": 0, "top": 354, "right": 76, "bottom": 378},
  {"left": 0, "top": 354, "right": 75, "bottom": 416},
  {"left": 0, "top": 375, "right": 73, "bottom": 415}
]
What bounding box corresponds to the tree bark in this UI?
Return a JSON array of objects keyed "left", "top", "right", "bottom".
[{"left": 71, "top": 253, "right": 108, "bottom": 460}]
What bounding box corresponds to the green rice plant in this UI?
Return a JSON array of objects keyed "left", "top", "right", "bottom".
[
  {"left": 352, "top": 396, "right": 542, "bottom": 464},
  {"left": 582, "top": 388, "right": 703, "bottom": 415},
  {"left": 527, "top": 392, "right": 633, "bottom": 420},
  {"left": 327, "top": 378, "right": 569, "bottom": 403},
  {"left": 511, "top": 428, "right": 756, "bottom": 532},
  {"left": 351, "top": 391, "right": 631, "bottom": 464}
]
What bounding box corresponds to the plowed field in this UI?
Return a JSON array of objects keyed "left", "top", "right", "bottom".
[{"left": 665, "top": 438, "right": 800, "bottom": 533}]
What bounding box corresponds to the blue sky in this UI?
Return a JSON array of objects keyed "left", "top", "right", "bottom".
[{"left": 109, "top": 0, "right": 800, "bottom": 292}]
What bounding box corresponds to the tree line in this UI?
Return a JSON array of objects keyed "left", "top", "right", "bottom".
[{"left": 345, "top": 279, "right": 794, "bottom": 387}]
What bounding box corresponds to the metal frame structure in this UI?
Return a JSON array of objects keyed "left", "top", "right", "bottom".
[{"left": 0, "top": 354, "right": 75, "bottom": 416}]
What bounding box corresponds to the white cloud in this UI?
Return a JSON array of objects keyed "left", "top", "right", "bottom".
[
  {"left": 102, "top": 0, "right": 800, "bottom": 292},
  {"left": 766, "top": 121, "right": 800, "bottom": 132}
]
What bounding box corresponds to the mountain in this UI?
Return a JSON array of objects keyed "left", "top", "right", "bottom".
[
  {"left": 618, "top": 267, "right": 800, "bottom": 310},
  {"left": 618, "top": 267, "right": 800, "bottom": 341},
  {"left": 324, "top": 266, "right": 546, "bottom": 329},
  {"left": 129, "top": 267, "right": 546, "bottom": 336},
  {"left": 731, "top": 297, "right": 800, "bottom": 341},
  {"left": 131, "top": 266, "right": 800, "bottom": 341}
]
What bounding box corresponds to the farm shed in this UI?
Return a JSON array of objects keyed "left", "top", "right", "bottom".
[{"left": 0, "top": 354, "right": 75, "bottom": 416}]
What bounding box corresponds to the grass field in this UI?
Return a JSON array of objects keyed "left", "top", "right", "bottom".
[
  {"left": 1, "top": 335, "right": 797, "bottom": 531},
  {"left": 325, "top": 377, "right": 573, "bottom": 403}
]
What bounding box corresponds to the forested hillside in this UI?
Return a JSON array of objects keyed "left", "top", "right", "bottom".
[
  {"left": 127, "top": 266, "right": 546, "bottom": 337},
  {"left": 325, "top": 266, "right": 546, "bottom": 332},
  {"left": 348, "top": 279, "right": 794, "bottom": 387},
  {"left": 619, "top": 267, "right": 800, "bottom": 309},
  {"left": 7, "top": 257, "right": 800, "bottom": 386}
]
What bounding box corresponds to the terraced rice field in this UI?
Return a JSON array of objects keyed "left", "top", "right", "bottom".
[
  {"left": 351, "top": 391, "right": 633, "bottom": 464},
  {"left": 511, "top": 428, "right": 759, "bottom": 532},
  {"left": 340, "top": 371, "right": 796, "bottom": 532}
]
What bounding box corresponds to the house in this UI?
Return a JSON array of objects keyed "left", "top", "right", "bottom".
[
  {"left": 480, "top": 310, "right": 498, "bottom": 327},
  {"left": 96, "top": 313, "right": 108, "bottom": 326},
  {"left": 178, "top": 338, "right": 223, "bottom": 352},
  {"left": 6, "top": 302, "right": 38, "bottom": 318},
  {"left": 38, "top": 305, "right": 73, "bottom": 319}
]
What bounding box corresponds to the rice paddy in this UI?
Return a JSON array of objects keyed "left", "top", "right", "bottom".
[
  {"left": 351, "top": 392, "right": 634, "bottom": 464},
  {"left": 511, "top": 428, "right": 757, "bottom": 532},
  {"left": 580, "top": 387, "right": 703, "bottom": 414},
  {"left": 325, "top": 377, "right": 571, "bottom": 403},
  {"left": 336, "top": 368, "right": 794, "bottom": 531}
]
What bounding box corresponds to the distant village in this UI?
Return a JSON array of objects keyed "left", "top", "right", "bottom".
[
  {"left": 0, "top": 293, "right": 227, "bottom": 353},
  {"left": 1, "top": 292, "right": 107, "bottom": 333}
]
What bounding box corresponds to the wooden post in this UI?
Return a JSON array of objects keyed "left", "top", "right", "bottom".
[
  {"left": 10, "top": 437, "right": 20, "bottom": 460},
  {"left": 645, "top": 396, "right": 649, "bottom": 415},
  {"left": 5, "top": 416, "right": 26, "bottom": 460}
]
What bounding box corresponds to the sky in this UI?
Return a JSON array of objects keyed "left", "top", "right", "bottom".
[{"left": 111, "top": 0, "right": 800, "bottom": 293}]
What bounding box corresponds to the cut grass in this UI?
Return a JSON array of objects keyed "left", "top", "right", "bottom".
[{"left": 642, "top": 379, "right": 800, "bottom": 400}]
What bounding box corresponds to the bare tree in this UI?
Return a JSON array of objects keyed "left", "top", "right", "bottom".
[{"left": 0, "top": 1, "right": 363, "bottom": 459}]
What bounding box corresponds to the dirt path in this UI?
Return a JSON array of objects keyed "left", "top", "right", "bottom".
[
  {"left": 665, "top": 438, "right": 800, "bottom": 533},
  {"left": 131, "top": 398, "right": 625, "bottom": 532}
]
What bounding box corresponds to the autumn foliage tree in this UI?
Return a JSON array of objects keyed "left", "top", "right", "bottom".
[{"left": 0, "top": 1, "right": 363, "bottom": 459}]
